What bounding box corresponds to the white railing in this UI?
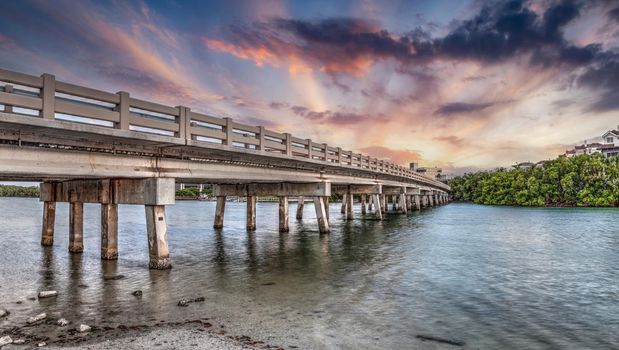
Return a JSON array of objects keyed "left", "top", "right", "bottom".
[{"left": 0, "top": 68, "right": 449, "bottom": 190}]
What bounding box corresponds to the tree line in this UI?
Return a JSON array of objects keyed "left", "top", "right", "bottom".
[
  {"left": 449, "top": 154, "right": 619, "bottom": 207},
  {"left": 0, "top": 185, "right": 39, "bottom": 197}
]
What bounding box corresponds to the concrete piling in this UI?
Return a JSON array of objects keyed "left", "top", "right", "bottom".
[
  {"left": 145, "top": 205, "right": 171, "bottom": 269},
  {"left": 341, "top": 193, "right": 347, "bottom": 214},
  {"left": 41, "top": 201, "right": 56, "bottom": 246},
  {"left": 296, "top": 196, "right": 304, "bottom": 220},
  {"left": 214, "top": 196, "right": 226, "bottom": 229},
  {"left": 246, "top": 195, "right": 257, "bottom": 231},
  {"left": 373, "top": 194, "right": 383, "bottom": 220},
  {"left": 279, "top": 196, "right": 289, "bottom": 232},
  {"left": 69, "top": 202, "right": 84, "bottom": 253},
  {"left": 101, "top": 203, "right": 118, "bottom": 260},
  {"left": 399, "top": 193, "right": 407, "bottom": 214},
  {"left": 313, "top": 196, "right": 330, "bottom": 234},
  {"left": 361, "top": 194, "right": 367, "bottom": 214},
  {"left": 346, "top": 192, "right": 353, "bottom": 220}
]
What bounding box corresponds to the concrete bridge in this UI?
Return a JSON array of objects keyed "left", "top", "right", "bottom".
[{"left": 0, "top": 68, "right": 450, "bottom": 269}]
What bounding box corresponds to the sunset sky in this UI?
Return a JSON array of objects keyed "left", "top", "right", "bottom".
[{"left": 1, "top": 0, "right": 618, "bottom": 174}]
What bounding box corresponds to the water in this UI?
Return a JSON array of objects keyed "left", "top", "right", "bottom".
[{"left": 1, "top": 198, "right": 618, "bottom": 349}]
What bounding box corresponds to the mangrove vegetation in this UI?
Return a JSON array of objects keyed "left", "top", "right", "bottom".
[{"left": 449, "top": 154, "right": 619, "bottom": 207}]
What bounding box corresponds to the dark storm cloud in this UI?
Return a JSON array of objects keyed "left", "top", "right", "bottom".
[
  {"left": 608, "top": 6, "right": 619, "bottom": 22},
  {"left": 206, "top": 0, "right": 602, "bottom": 76},
  {"left": 578, "top": 53, "right": 619, "bottom": 112}
]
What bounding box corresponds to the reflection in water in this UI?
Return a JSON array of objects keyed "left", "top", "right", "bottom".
[{"left": 1, "top": 198, "right": 619, "bottom": 349}]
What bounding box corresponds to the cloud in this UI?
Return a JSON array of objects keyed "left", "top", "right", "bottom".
[
  {"left": 269, "top": 101, "right": 289, "bottom": 110},
  {"left": 358, "top": 145, "right": 422, "bottom": 165},
  {"left": 290, "top": 105, "right": 387, "bottom": 126},
  {"left": 96, "top": 65, "right": 198, "bottom": 103},
  {"left": 203, "top": 0, "right": 604, "bottom": 79},
  {"left": 578, "top": 53, "right": 619, "bottom": 112},
  {"left": 433, "top": 135, "right": 464, "bottom": 147},
  {"left": 608, "top": 6, "right": 619, "bottom": 22},
  {"left": 434, "top": 102, "right": 495, "bottom": 115}
]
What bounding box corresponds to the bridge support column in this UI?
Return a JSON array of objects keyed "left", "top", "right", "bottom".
[
  {"left": 391, "top": 195, "right": 397, "bottom": 211},
  {"left": 399, "top": 193, "right": 407, "bottom": 214},
  {"left": 247, "top": 195, "right": 257, "bottom": 231},
  {"left": 368, "top": 195, "right": 374, "bottom": 211},
  {"left": 361, "top": 194, "right": 367, "bottom": 214},
  {"left": 340, "top": 193, "right": 347, "bottom": 214},
  {"left": 381, "top": 194, "right": 386, "bottom": 214},
  {"left": 313, "top": 196, "right": 329, "bottom": 234},
  {"left": 296, "top": 196, "right": 304, "bottom": 220},
  {"left": 429, "top": 195, "right": 434, "bottom": 206},
  {"left": 69, "top": 202, "right": 84, "bottom": 253},
  {"left": 414, "top": 195, "right": 421, "bottom": 210},
  {"left": 373, "top": 194, "right": 383, "bottom": 220},
  {"left": 41, "top": 200, "right": 56, "bottom": 246},
  {"left": 145, "top": 205, "right": 171, "bottom": 269},
  {"left": 101, "top": 203, "right": 118, "bottom": 260},
  {"left": 325, "top": 196, "right": 330, "bottom": 221},
  {"left": 346, "top": 191, "right": 353, "bottom": 220},
  {"left": 279, "top": 196, "right": 289, "bottom": 232},
  {"left": 214, "top": 196, "right": 226, "bottom": 229}
]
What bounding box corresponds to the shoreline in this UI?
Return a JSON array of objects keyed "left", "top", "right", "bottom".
[{"left": 1, "top": 318, "right": 283, "bottom": 349}]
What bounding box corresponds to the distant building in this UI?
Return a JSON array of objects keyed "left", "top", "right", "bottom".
[{"left": 564, "top": 125, "right": 619, "bottom": 158}]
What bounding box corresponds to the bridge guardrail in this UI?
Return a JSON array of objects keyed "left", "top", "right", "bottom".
[{"left": 0, "top": 68, "right": 449, "bottom": 190}]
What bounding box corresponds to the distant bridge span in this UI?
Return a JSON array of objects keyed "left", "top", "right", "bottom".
[{"left": 0, "top": 68, "right": 450, "bottom": 269}]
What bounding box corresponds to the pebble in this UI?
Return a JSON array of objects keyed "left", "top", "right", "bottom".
[
  {"left": 57, "top": 318, "right": 70, "bottom": 326},
  {"left": 37, "top": 342, "right": 46, "bottom": 347},
  {"left": 79, "top": 324, "right": 91, "bottom": 332},
  {"left": 132, "top": 290, "right": 143, "bottom": 297},
  {"left": 0, "top": 309, "right": 9, "bottom": 318},
  {"left": 0, "top": 336, "right": 13, "bottom": 347},
  {"left": 38, "top": 291, "right": 58, "bottom": 298},
  {"left": 177, "top": 299, "right": 191, "bottom": 307},
  {"left": 27, "top": 313, "right": 47, "bottom": 324}
]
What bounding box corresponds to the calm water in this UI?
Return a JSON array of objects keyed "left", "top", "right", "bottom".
[{"left": 0, "top": 198, "right": 618, "bottom": 349}]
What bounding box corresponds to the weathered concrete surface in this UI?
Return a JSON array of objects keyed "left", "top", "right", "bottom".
[
  {"left": 346, "top": 192, "right": 353, "bottom": 220},
  {"left": 68, "top": 202, "right": 84, "bottom": 253},
  {"left": 296, "top": 196, "right": 304, "bottom": 220},
  {"left": 313, "top": 197, "right": 329, "bottom": 234},
  {"left": 40, "top": 178, "right": 175, "bottom": 205},
  {"left": 145, "top": 205, "right": 171, "bottom": 269},
  {"left": 101, "top": 203, "right": 118, "bottom": 260},
  {"left": 213, "top": 182, "right": 330, "bottom": 197},
  {"left": 246, "top": 196, "right": 256, "bottom": 231},
  {"left": 278, "top": 196, "right": 289, "bottom": 233},
  {"left": 213, "top": 196, "right": 226, "bottom": 229},
  {"left": 41, "top": 201, "right": 55, "bottom": 246}
]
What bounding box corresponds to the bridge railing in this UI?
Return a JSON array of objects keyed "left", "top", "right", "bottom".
[{"left": 0, "top": 68, "right": 449, "bottom": 190}]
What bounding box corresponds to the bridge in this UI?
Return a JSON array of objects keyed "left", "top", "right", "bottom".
[{"left": 0, "top": 68, "right": 450, "bottom": 269}]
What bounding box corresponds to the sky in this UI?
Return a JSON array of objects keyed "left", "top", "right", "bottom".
[{"left": 1, "top": 0, "right": 619, "bottom": 174}]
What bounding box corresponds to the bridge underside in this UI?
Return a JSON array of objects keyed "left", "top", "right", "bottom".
[{"left": 0, "top": 113, "right": 450, "bottom": 270}]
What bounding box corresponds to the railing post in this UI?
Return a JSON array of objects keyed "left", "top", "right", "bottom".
[
  {"left": 223, "top": 117, "right": 233, "bottom": 146},
  {"left": 306, "top": 139, "right": 313, "bottom": 159},
  {"left": 41, "top": 73, "right": 55, "bottom": 120},
  {"left": 177, "top": 106, "right": 188, "bottom": 140},
  {"left": 323, "top": 143, "right": 328, "bottom": 162},
  {"left": 284, "top": 133, "right": 292, "bottom": 156},
  {"left": 115, "top": 91, "right": 130, "bottom": 130},
  {"left": 3, "top": 84, "right": 12, "bottom": 113},
  {"left": 257, "top": 126, "right": 265, "bottom": 151}
]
